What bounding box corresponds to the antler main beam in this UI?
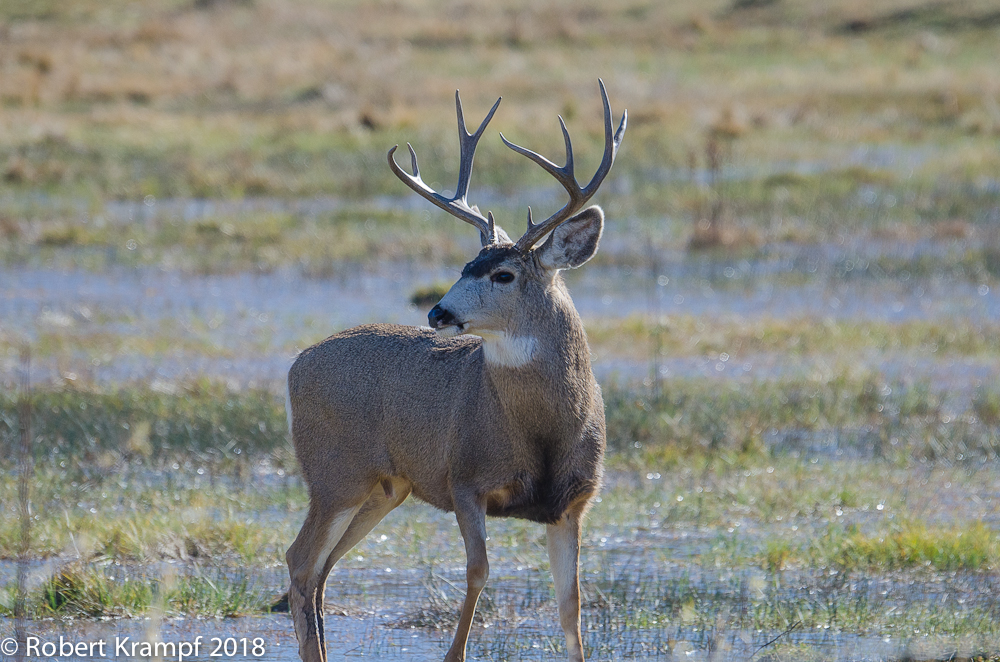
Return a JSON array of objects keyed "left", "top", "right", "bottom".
[
  {"left": 502, "top": 79, "right": 627, "bottom": 253},
  {"left": 388, "top": 92, "right": 502, "bottom": 246}
]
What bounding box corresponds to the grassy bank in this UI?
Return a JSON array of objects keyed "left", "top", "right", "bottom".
[
  {"left": 9, "top": 311, "right": 1000, "bottom": 373},
  {"left": 2, "top": 373, "right": 998, "bottom": 473},
  {"left": 4, "top": 202, "right": 1000, "bottom": 279},
  {"left": 588, "top": 313, "right": 1000, "bottom": 360},
  {"left": 0, "top": 380, "right": 290, "bottom": 468}
]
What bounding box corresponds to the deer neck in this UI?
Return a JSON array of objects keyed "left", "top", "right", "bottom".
[
  {"left": 479, "top": 277, "right": 594, "bottom": 426},
  {"left": 481, "top": 277, "right": 588, "bottom": 370}
]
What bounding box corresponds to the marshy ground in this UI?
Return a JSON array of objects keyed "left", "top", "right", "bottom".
[{"left": 2, "top": 0, "right": 1000, "bottom": 660}]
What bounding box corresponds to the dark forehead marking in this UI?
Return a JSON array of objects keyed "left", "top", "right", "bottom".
[{"left": 461, "top": 245, "right": 521, "bottom": 279}]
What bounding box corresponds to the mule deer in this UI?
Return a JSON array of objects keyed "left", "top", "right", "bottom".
[{"left": 285, "top": 80, "right": 626, "bottom": 662}]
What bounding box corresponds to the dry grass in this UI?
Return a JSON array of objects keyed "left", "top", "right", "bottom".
[
  {"left": 0, "top": 0, "right": 998, "bottom": 202},
  {"left": 586, "top": 314, "right": 1000, "bottom": 361}
]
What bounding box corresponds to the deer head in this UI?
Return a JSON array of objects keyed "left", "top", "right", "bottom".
[{"left": 389, "top": 80, "right": 627, "bottom": 365}]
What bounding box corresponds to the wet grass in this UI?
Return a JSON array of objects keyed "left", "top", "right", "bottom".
[
  {"left": 3, "top": 445, "right": 995, "bottom": 570},
  {"left": 755, "top": 519, "right": 1000, "bottom": 573},
  {"left": 581, "top": 567, "right": 1000, "bottom": 644},
  {"left": 3, "top": 371, "right": 999, "bottom": 480},
  {"left": 606, "top": 374, "right": 1000, "bottom": 464},
  {"left": 2, "top": 454, "right": 999, "bottom": 626},
  {"left": 1, "top": 425, "right": 998, "bottom": 653},
  {"left": 0, "top": 564, "right": 270, "bottom": 618},
  {"left": 0, "top": 462, "right": 301, "bottom": 562},
  {"left": 1, "top": 378, "right": 997, "bottom": 566},
  {"left": 0, "top": 501, "right": 298, "bottom": 565}
]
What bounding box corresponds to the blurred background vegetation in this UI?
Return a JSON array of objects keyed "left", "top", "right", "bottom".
[{"left": 0, "top": 0, "right": 999, "bottom": 265}]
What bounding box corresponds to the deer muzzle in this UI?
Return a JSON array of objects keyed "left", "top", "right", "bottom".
[{"left": 428, "top": 304, "right": 464, "bottom": 334}]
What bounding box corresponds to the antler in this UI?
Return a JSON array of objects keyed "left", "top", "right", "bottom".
[
  {"left": 388, "top": 92, "right": 503, "bottom": 246},
  {"left": 501, "top": 79, "right": 627, "bottom": 253}
]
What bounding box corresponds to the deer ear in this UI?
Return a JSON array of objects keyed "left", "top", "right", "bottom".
[{"left": 535, "top": 206, "right": 603, "bottom": 271}]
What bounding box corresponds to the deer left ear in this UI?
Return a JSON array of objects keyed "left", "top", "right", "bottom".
[{"left": 535, "top": 206, "right": 604, "bottom": 271}]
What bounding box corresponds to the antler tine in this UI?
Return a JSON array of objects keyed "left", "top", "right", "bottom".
[
  {"left": 500, "top": 115, "right": 578, "bottom": 194},
  {"left": 507, "top": 79, "right": 628, "bottom": 252},
  {"left": 387, "top": 92, "right": 503, "bottom": 246},
  {"left": 586, "top": 78, "right": 628, "bottom": 196},
  {"left": 455, "top": 91, "right": 501, "bottom": 210}
]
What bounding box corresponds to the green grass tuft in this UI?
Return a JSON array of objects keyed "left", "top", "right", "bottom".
[
  {"left": 837, "top": 521, "right": 1000, "bottom": 572},
  {"left": 1, "top": 564, "right": 271, "bottom": 619}
]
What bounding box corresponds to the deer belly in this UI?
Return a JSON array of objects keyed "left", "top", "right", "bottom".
[{"left": 408, "top": 481, "right": 456, "bottom": 513}]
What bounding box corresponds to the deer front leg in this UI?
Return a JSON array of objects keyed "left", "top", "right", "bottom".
[
  {"left": 444, "top": 493, "right": 489, "bottom": 662},
  {"left": 547, "top": 505, "right": 586, "bottom": 662}
]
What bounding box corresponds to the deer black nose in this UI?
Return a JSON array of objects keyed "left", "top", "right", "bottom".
[{"left": 428, "top": 304, "right": 455, "bottom": 328}]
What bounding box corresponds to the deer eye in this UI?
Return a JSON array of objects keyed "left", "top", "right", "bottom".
[{"left": 491, "top": 271, "right": 515, "bottom": 284}]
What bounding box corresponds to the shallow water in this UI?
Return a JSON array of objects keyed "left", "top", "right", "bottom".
[
  {"left": 2, "top": 566, "right": 995, "bottom": 662},
  {"left": 2, "top": 258, "right": 997, "bottom": 389},
  {"left": 3, "top": 483, "right": 999, "bottom": 661}
]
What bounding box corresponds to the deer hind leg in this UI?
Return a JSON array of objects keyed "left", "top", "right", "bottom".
[
  {"left": 287, "top": 500, "right": 362, "bottom": 662},
  {"left": 444, "top": 492, "right": 489, "bottom": 662},
  {"left": 312, "top": 478, "right": 412, "bottom": 628},
  {"left": 547, "top": 502, "right": 588, "bottom": 662}
]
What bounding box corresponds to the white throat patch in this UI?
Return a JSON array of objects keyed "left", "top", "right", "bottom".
[{"left": 480, "top": 332, "right": 537, "bottom": 368}]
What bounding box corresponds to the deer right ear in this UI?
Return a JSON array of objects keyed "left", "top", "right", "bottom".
[{"left": 535, "top": 206, "right": 604, "bottom": 271}]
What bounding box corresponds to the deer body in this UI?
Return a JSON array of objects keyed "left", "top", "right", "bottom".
[
  {"left": 286, "top": 82, "right": 625, "bottom": 662},
  {"left": 289, "top": 279, "right": 604, "bottom": 522}
]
